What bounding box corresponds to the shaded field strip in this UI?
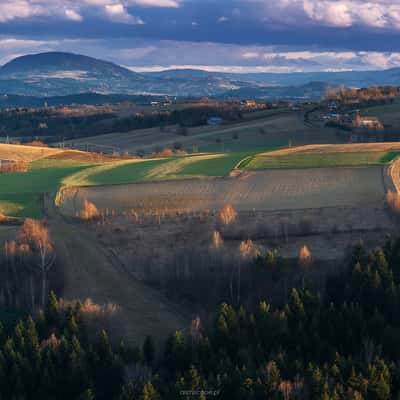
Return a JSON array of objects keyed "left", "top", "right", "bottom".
[{"left": 50, "top": 216, "right": 188, "bottom": 347}]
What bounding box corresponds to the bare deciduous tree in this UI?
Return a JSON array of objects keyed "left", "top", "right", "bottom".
[
  {"left": 190, "top": 317, "right": 202, "bottom": 345},
  {"left": 211, "top": 230, "right": 224, "bottom": 250},
  {"left": 18, "top": 219, "right": 55, "bottom": 307},
  {"left": 299, "top": 245, "right": 312, "bottom": 268},
  {"left": 80, "top": 198, "right": 100, "bottom": 220},
  {"left": 218, "top": 204, "right": 238, "bottom": 225}
]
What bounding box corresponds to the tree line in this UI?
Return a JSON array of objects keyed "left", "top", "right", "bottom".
[
  {"left": 111, "top": 104, "right": 243, "bottom": 133},
  {"left": 326, "top": 85, "right": 400, "bottom": 106},
  {"left": 0, "top": 103, "right": 244, "bottom": 142}
]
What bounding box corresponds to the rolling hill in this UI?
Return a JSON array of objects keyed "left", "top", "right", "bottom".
[
  {"left": 1, "top": 52, "right": 400, "bottom": 99},
  {"left": 0, "top": 52, "right": 255, "bottom": 97}
]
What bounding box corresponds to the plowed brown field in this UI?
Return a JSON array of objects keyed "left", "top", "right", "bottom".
[{"left": 58, "top": 166, "right": 386, "bottom": 216}]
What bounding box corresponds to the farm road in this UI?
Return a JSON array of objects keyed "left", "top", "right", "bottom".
[{"left": 45, "top": 195, "right": 187, "bottom": 346}]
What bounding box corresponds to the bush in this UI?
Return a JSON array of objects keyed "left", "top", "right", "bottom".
[
  {"left": 218, "top": 204, "right": 238, "bottom": 225},
  {"left": 299, "top": 245, "right": 312, "bottom": 267},
  {"left": 387, "top": 190, "right": 400, "bottom": 213},
  {"left": 80, "top": 199, "right": 100, "bottom": 220}
]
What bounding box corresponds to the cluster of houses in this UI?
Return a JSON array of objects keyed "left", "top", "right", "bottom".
[{"left": 323, "top": 101, "right": 384, "bottom": 132}]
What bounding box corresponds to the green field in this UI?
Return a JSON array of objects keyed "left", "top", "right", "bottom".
[
  {"left": 64, "top": 151, "right": 258, "bottom": 187},
  {"left": 363, "top": 100, "right": 400, "bottom": 126},
  {"left": 0, "top": 152, "right": 258, "bottom": 218},
  {"left": 242, "top": 151, "right": 400, "bottom": 170},
  {"left": 4, "top": 144, "right": 395, "bottom": 219},
  {"left": 0, "top": 160, "right": 95, "bottom": 218}
]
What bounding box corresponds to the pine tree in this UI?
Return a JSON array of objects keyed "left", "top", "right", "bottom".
[
  {"left": 143, "top": 336, "right": 155, "bottom": 366},
  {"left": 47, "top": 291, "right": 59, "bottom": 325},
  {"left": 79, "top": 388, "right": 95, "bottom": 400}
]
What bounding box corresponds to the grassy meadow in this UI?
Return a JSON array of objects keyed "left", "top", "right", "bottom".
[
  {"left": 0, "top": 159, "right": 96, "bottom": 218},
  {"left": 0, "top": 150, "right": 258, "bottom": 218},
  {"left": 364, "top": 100, "right": 400, "bottom": 126},
  {"left": 63, "top": 151, "right": 257, "bottom": 187},
  {"left": 63, "top": 109, "right": 339, "bottom": 155},
  {"left": 242, "top": 151, "right": 400, "bottom": 170}
]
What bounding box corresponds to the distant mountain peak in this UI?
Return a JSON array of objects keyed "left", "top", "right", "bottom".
[{"left": 0, "top": 51, "right": 138, "bottom": 78}]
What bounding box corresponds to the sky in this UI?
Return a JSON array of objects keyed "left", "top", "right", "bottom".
[{"left": 0, "top": 0, "right": 400, "bottom": 73}]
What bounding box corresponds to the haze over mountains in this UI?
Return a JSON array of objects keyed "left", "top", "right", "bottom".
[{"left": 1, "top": 52, "right": 400, "bottom": 103}]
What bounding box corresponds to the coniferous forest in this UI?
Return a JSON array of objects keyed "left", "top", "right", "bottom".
[{"left": 2, "top": 236, "right": 400, "bottom": 399}]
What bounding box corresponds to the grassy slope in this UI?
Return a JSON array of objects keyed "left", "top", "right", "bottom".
[
  {"left": 0, "top": 160, "right": 95, "bottom": 218},
  {"left": 0, "top": 144, "right": 60, "bottom": 162},
  {"left": 0, "top": 152, "right": 255, "bottom": 218},
  {"left": 242, "top": 151, "right": 400, "bottom": 170},
  {"left": 63, "top": 109, "right": 337, "bottom": 155},
  {"left": 67, "top": 152, "right": 259, "bottom": 186},
  {"left": 363, "top": 100, "right": 400, "bottom": 126}
]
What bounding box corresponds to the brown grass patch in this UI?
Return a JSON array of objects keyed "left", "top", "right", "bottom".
[
  {"left": 0, "top": 143, "right": 60, "bottom": 162},
  {"left": 44, "top": 149, "right": 131, "bottom": 163}
]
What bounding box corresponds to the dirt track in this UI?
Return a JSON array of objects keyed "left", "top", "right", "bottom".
[
  {"left": 44, "top": 193, "right": 187, "bottom": 346},
  {"left": 58, "top": 166, "right": 387, "bottom": 215}
]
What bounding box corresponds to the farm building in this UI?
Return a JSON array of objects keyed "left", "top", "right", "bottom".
[
  {"left": 353, "top": 115, "right": 384, "bottom": 130},
  {"left": 244, "top": 99, "right": 257, "bottom": 107}
]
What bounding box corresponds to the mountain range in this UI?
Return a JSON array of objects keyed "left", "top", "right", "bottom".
[{"left": 1, "top": 52, "right": 400, "bottom": 101}]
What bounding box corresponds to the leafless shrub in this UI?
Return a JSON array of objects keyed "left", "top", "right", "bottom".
[
  {"left": 80, "top": 199, "right": 100, "bottom": 220},
  {"left": 59, "top": 298, "right": 119, "bottom": 317},
  {"left": 151, "top": 148, "right": 174, "bottom": 158},
  {"left": 24, "top": 140, "right": 48, "bottom": 147},
  {"left": 387, "top": 190, "right": 400, "bottom": 213},
  {"left": 299, "top": 245, "right": 312, "bottom": 267},
  {"left": 41, "top": 333, "right": 61, "bottom": 350},
  {"left": 218, "top": 204, "right": 238, "bottom": 225},
  {"left": 190, "top": 317, "right": 202, "bottom": 344},
  {"left": 211, "top": 230, "right": 224, "bottom": 250},
  {"left": 279, "top": 381, "right": 293, "bottom": 400},
  {"left": 239, "top": 239, "right": 260, "bottom": 259}
]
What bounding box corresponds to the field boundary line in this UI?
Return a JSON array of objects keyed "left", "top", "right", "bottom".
[{"left": 234, "top": 155, "right": 253, "bottom": 170}]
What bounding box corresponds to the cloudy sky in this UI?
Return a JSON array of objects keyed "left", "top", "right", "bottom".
[{"left": 0, "top": 0, "right": 400, "bottom": 73}]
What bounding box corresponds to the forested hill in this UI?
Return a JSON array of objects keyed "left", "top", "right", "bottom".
[{"left": 1, "top": 235, "right": 400, "bottom": 398}]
